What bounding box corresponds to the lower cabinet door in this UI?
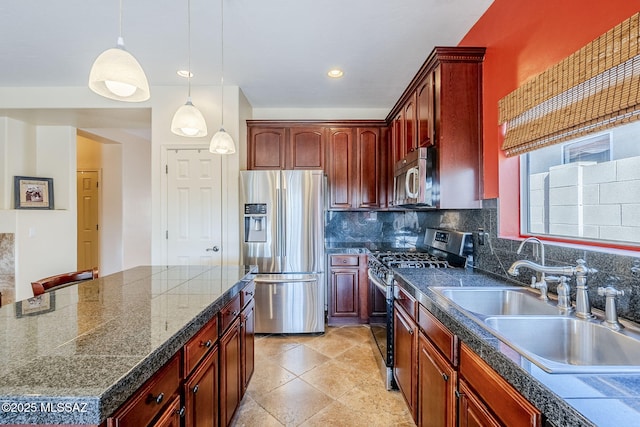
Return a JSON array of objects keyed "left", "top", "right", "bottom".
[
  {"left": 458, "top": 379, "right": 501, "bottom": 427},
  {"left": 418, "top": 333, "right": 456, "bottom": 427},
  {"left": 393, "top": 303, "right": 417, "bottom": 421},
  {"left": 220, "top": 317, "right": 242, "bottom": 426},
  {"left": 241, "top": 298, "right": 255, "bottom": 394},
  {"left": 153, "top": 395, "right": 183, "bottom": 427},
  {"left": 184, "top": 346, "right": 219, "bottom": 427}
]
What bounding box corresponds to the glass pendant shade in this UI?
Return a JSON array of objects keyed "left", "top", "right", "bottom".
[
  {"left": 171, "top": 97, "right": 208, "bottom": 137},
  {"left": 209, "top": 128, "right": 236, "bottom": 154},
  {"left": 89, "top": 37, "right": 150, "bottom": 102}
]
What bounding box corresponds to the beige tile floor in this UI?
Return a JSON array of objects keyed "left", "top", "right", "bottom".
[{"left": 231, "top": 325, "right": 415, "bottom": 427}]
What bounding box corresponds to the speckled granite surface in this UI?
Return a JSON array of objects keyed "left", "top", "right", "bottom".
[
  {"left": 394, "top": 267, "right": 640, "bottom": 427},
  {"left": 0, "top": 264, "right": 256, "bottom": 425}
]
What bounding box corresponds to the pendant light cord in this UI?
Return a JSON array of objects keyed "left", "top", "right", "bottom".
[
  {"left": 119, "top": 0, "right": 123, "bottom": 37},
  {"left": 220, "top": 0, "right": 225, "bottom": 127},
  {"left": 187, "top": 0, "right": 192, "bottom": 97}
]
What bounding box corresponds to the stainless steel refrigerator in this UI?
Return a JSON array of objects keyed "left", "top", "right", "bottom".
[{"left": 240, "top": 170, "right": 325, "bottom": 333}]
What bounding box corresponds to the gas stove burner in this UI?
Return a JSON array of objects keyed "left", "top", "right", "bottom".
[{"left": 374, "top": 251, "right": 451, "bottom": 269}]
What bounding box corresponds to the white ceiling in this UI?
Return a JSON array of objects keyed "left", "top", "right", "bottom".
[{"left": 0, "top": 0, "right": 493, "bottom": 129}]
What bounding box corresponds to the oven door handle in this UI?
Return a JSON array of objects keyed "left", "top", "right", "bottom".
[{"left": 368, "top": 270, "right": 393, "bottom": 300}]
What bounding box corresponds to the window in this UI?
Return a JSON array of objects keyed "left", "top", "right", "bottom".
[{"left": 521, "top": 121, "right": 640, "bottom": 245}]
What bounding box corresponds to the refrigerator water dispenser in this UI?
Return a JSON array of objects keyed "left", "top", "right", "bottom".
[{"left": 244, "top": 203, "right": 267, "bottom": 242}]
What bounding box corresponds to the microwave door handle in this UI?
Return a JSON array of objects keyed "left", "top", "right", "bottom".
[{"left": 406, "top": 167, "right": 419, "bottom": 199}]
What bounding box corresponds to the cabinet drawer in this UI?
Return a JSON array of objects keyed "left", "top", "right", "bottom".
[
  {"left": 459, "top": 343, "right": 541, "bottom": 427},
  {"left": 184, "top": 317, "right": 218, "bottom": 376},
  {"left": 418, "top": 305, "right": 458, "bottom": 365},
  {"left": 241, "top": 281, "right": 256, "bottom": 308},
  {"left": 331, "top": 255, "right": 359, "bottom": 266},
  {"left": 220, "top": 294, "right": 241, "bottom": 333},
  {"left": 108, "top": 354, "right": 181, "bottom": 427},
  {"left": 394, "top": 285, "right": 416, "bottom": 321}
]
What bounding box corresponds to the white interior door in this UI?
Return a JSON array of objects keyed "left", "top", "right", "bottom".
[{"left": 166, "top": 149, "right": 223, "bottom": 265}]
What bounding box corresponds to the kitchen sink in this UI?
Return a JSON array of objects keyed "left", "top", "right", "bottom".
[
  {"left": 484, "top": 316, "right": 640, "bottom": 373},
  {"left": 433, "top": 286, "right": 563, "bottom": 317}
]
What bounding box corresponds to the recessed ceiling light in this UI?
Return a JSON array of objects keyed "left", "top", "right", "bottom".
[
  {"left": 327, "top": 68, "right": 344, "bottom": 78},
  {"left": 177, "top": 70, "right": 194, "bottom": 78}
]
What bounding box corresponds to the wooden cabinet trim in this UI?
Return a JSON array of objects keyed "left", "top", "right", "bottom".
[
  {"left": 107, "top": 354, "right": 181, "bottom": 427},
  {"left": 460, "top": 343, "right": 541, "bottom": 427},
  {"left": 418, "top": 305, "right": 458, "bottom": 366},
  {"left": 220, "top": 294, "right": 241, "bottom": 333},
  {"left": 183, "top": 346, "right": 218, "bottom": 427},
  {"left": 458, "top": 379, "right": 502, "bottom": 427},
  {"left": 330, "top": 254, "right": 360, "bottom": 266},
  {"left": 393, "top": 302, "right": 418, "bottom": 421},
  {"left": 395, "top": 285, "right": 417, "bottom": 322},
  {"left": 183, "top": 316, "right": 218, "bottom": 376},
  {"left": 418, "top": 333, "right": 457, "bottom": 427}
]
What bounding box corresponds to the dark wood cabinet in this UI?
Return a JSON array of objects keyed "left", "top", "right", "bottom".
[
  {"left": 418, "top": 333, "right": 456, "bottom": 427},
  {"left": 241, "top": 297, "right": 255, "bottom": 394},
  {"left": 247, "top": 123, "right": 324, "bottom": 170},
  {"left": 288, "top": 127, "right": 325, "bottom": 169},
  {"left": 458, "top": 379, "right": 501, "bottom": 427},
  {"left": 327, "top": 127, "right": 384, "bottom": 209},
  {"left": 107, "top": 354, "right": 181, "bottom": 427},
  {"left": 387, "top": 47, "right": 485, "bottom": 208},
  {"left": 247, "top": 126, "right": 286, "bottom": 169},
  {"left": 220, "top": 317, "right": 242, "bottom": 427},
  {"left": 328, "top": 128, "right": 354, "bottom": 209},
  {"left": 184, "top": 346, "right": 218, "bottom": 427},
  {"left": 403, "top": 94, "right": 417, "bottom": 156},
  {"left": 416, "top": 72, "right": 435, "bottom": 148},
  {"left": 394, "top": 300, "right": 418, "bottom": 422},
  {"left": 328, "top": 254, "right": 369, "bottom": 324},
  {"left": 248, "top": 120, "right": 387, "bottom": 209},
  {"left": 153, "top": 395, "right": 183, "bottom": 427},
  {"left": 459, "top": 343, "right": 541, "bottom": 427}
]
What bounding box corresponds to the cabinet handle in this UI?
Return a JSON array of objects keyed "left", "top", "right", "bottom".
[
  {"left": 441, "top": 373, "right": 449, "bottom": 381},
  {"left": 192, "top": 384, "right": 199, "bottom": 394},
  {"left": 342, "top": 259, "right": 348, "bottom": 263},
  {"left": 245, "top": 291, "right": 254, "bottom": 296},
  {"left": 454, "top": 390, "right": 461, "bottom": 399},
  {"left": 151, "top": 392, "right": 164, "bottom": 405},
  {"left": 232, "top": 310, "right": 240, "bottom": 317},
  {"left": 178, "top": 406, "right": 186, "bottom": 417},
  {"left": 200, "top": 339, "right": 212, "bottom": 348}
]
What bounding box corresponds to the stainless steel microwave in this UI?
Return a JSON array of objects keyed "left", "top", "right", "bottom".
[{"left": 392, "top": 146, "right": 438, "bottom": 208}]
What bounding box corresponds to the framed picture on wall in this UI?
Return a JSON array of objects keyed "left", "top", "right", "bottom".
[
  {"left": 13, "top": 176, "right": 54, "bottom": 209},
  {"left": 15, "top": 293, "right": 55, "bottom": 317}
]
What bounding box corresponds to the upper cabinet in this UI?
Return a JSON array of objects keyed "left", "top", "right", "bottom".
[
  {"left": 247, "top": 123, "right": 325, "bottom": 170},
  {"left": 248, "top": 120, "right": 389, "bottom": 210},
  {"left": 387, "top": 47, "right": 485, "bottom": 209}
]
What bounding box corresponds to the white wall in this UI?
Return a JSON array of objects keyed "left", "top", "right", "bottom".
[{"left": 150, "top": 85, "right": 243, "bottom": 266}]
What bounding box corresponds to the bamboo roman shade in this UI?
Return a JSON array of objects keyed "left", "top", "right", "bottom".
[{"left": 499, "top": 12, "right": 640, "bottom": 156}]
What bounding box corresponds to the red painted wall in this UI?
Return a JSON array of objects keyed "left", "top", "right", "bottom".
[{"left": 458, "top": 0, "right": 640, "bottom": 237}]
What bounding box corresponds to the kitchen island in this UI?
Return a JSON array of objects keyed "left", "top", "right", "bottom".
[
  {"left": 394, "top": 267, "right": 640, "bottom": 427},
  {"left": 0, "top": 265, "right": 256, "bottom": 425}
]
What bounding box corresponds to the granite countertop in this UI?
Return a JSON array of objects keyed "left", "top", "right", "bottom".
[
  {"left": 0, "top": 265, "right": 256, "bottom": 425},
  {"left": 393, "top": 267, "right": 640, "bottom": 427}
]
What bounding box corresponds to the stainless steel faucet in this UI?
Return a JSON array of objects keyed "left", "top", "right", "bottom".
[
  {"left": 516, "top": 237, "right": 549, "bottom": 299},
  {"left": 598, "top": 286, "right": 625, "bottom": 330},
  {"left": 508, "top": 258, "right": 598, "bottom": 318}
]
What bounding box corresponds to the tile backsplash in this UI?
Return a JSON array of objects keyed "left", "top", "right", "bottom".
[{"left": 326, "top": 199, "right": 640, "bottom": 324}]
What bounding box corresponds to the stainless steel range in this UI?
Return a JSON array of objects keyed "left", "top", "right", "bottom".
[{"left": 368, "top": 228, "right": 473, "bottom": 390}]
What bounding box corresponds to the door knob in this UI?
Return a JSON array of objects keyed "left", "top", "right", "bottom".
[{"left": 206, "top": 246, "right": 220, "bottom": 252}]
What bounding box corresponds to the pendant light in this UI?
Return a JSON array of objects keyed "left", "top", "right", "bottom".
[
  {"left": 171, "top": 0, "right": 208, "bottom": 137},
  {"left": 88, "top": 0, "right": 150, "bottom": 102},
  {"left": 209, "top": 0, "right": 236, "bottom": 154}
]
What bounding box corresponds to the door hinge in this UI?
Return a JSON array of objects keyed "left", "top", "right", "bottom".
[
  {"left": 96, "top": 181, "right": 99, "bottom": 188},
  {"left": 165, "top": 164, "right": 168, "bottom": 174},
  {"left": 166, "top": 230, "right": 168, "bottom": 239},
  {"left": 96, "top": 224, "right": 99, "bottom": 231}
]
